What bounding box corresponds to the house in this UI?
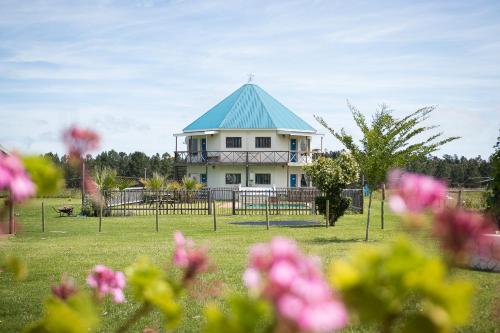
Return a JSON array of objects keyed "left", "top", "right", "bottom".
[{"left": 173, "top": 83, "right": 322, "bottom": 188}]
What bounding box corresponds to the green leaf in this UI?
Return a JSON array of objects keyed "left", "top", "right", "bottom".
[
  {"left": 203, "top": 295, "right": 273, "bottom": 333},
  {"left": 329, "top": 237, "right": 473, "bottom": 332},
  {"left": 24, "top": 292, "right": 99, "bottom": 333},
  {"left": 22, "top": 156, "right": 63, "bottom": 197},
  {"left": 125, "top": 257, "right": 182, "bottom": 329},
  {"left": 1, "top": 254, "right": 28, "bottom": 281}
]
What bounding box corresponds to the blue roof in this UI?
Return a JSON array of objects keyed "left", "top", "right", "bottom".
[{"left": 183, "top": 84, "right": 316, "bottom": 132}]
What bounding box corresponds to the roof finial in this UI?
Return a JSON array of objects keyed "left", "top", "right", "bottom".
[{"left": 247, "top": 73, "right": 255, "bottom": 84}]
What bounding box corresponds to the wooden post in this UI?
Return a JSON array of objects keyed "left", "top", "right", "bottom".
[
  {"left": 99, "top": 201, "right": 103, "bottom": 232},
  {"left": 365, "top": 191, "right": 372, "bottom": 241},
  {"left": 81, "top": 161, "right": 85, "bottom": 207},
  {"left": 381, "top": 183, "right": 385, "bottom": 230},
  {"left": 8, "top": 196, "right": 14, "bottom": 234},
  {"left": 42, "top": 201, "right": 45, "bottom": 232},
  {"left": 155, "top": 192, "right": 159, "bottom": 232},
  {"left": 457, "top": 188, "right": 463, "bottom": 208},
  {"left": 266, "top": 197, "right": 269, "bottom": 230},
  {"left": 208, "top": 190, "right": 212, "bottom": 215},
  {"left": 232, "top": 190, "right": 236, "bottom": 215},
  {"left": 325, "top": 199, "right": 329, "bottom": 228},
  {"left": 212, "top": 201, "right": 217, "bottom": 231}
]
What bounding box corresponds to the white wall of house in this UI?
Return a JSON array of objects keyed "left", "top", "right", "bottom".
[
  {"left": 183, "top": 129, "right": 312, "bottom": 153},
  {"left": 187, "top": 164, "right": 310, "bottom": 188}
]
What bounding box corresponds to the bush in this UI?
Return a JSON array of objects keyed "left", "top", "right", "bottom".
[
  {"left": 315, "top": 196, "right": 351, "bottom": 225},
  {"left": 304, "top": 153, "right": 359, "bottom": 226},
  {"left": 80, "top": 198, "right": 97, "bottom": 217}
]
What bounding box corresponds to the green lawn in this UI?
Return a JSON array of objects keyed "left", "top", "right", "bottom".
[{"left": 0, "top": 197, "right": 498, "bottom": 332}]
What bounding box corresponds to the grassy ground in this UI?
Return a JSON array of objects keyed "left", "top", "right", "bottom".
[{"left": 0, "top": 197, "right": 498, "bottom": 333}]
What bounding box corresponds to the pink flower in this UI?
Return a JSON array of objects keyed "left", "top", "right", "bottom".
[
  {"left": 172, "top": 231, "right": 209, "bottom": 282},
  {"left": 243, "top": 268, "right": 261, "bottom": 289},
  {"left": 246, "top": 237, "right": 348, "bottom": 333},
  {"left": 0, "top": 153, "right": 36, "bottom": 203},
  {"left": 433, "top": 208, "right": 495, "bottom": 261},
  {"left": 86, "top": 265, "right": 126, "bottom": 303},
  {"left": 62, "top": 126, "right": 100, "bottom": 162},
  {"left": 388, "top": 169, "right": 447, "bottom": 214},
  {"left": 52, "top": 276, "right": 78, "bottom": 301},
  {"left": 298, "top": 301, "right": 348, "bottom": 332}
]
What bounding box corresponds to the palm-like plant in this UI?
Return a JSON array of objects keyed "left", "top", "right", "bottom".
[
  {"left": 93, "top": 168, "right": 118, "bottom": 212},
  {"left": 182, "top": 176, "right": 202, "bottom": 190},
  {"left": 142, "top": 172, "right": 165, "bottom": 191},
  {"left": 94, "top": 168, "right": 118, "bottom": 192}
]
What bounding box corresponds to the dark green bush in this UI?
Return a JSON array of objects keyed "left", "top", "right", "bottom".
[{"left": 315, "top": 196, "right": 351, "bottom": 226}]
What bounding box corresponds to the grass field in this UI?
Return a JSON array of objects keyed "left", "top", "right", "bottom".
[{"left": 0, "top": 197, "right": 498, "bottom": 333}]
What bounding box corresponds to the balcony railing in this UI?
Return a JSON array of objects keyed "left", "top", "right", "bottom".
[{"left": 174, "top": 151, "right": 319, "bottom": 165}]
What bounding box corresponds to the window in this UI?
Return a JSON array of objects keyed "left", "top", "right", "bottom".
[
  {"left": 300, "top": 174, "right": 308, "bottom": 187},
  {"left": 188, "top": 138, "right": 198, "bottom": 152},
  {"left": 225, "top": 173, "right": 241, "bottom": 184},
  {"left": 255, "top": 173, "right": 271, "bottom": 185},
  {"left": 255, "top": 137, "right": 271, "bottom": 148},
  {"left": 300, "top": 138, "right": 309, "bottom": 152},
  {"left": 226, "top": 137, "right": 242, "bottom": 148}
]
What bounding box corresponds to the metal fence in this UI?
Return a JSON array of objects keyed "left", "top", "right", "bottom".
[{"left": 102, "top": 188, "right": 363, "bottom": 217}]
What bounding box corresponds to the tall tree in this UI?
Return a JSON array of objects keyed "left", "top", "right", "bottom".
[
  {"left": 315, "top": 103, "right": 459, "bottom": 240},
  {"left": 488, "top": 130, "right": 500, "bottom": 228}
]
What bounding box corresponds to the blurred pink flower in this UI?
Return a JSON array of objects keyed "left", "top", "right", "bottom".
[
  {"left": 0, "top": 153, "right": 36, "bottom": 203},
  {"left": 434, "top": 208, "right": 495, "bottom": 260},
  {"left": 172, "top": 231, "right": 209, "bottom": 282},
  {"left": 62, "top": 126, "right": 100, "bottom": 161},
  {"left": 388, "top": 169, "right": 447, "bottom": 214},
  {"left": 86, "top": 265, "right": 126, "bottom": 303},
  {"left": 52, "top": 276, "right": 78, "bottom": 301},
  {"left": 245, "top": 237, "right": 347, "bottom": 333}
]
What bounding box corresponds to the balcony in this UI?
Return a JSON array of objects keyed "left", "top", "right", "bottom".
[{"left": 174, "top": 151, "right": 319, "bottom": 165}]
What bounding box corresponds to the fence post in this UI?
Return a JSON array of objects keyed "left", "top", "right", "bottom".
[
  {"left": 42, "top": 201, "right": 45, "bottom": 232},
  {"left": 155, "top": 191, "right": 159, "bottom": 232},
  {"left": 232, "top": 190, "right": 236, "bottom": 215},
  {"left": 208, "top": 190, "right": 212, "bottom": 215},
  {"left": 213, "top": 201, "right": 217, "bottom": 231},
  {"left": 266, "top": 197, "right": 269, "bottom": 230},
  {"left": 99, "top": 202, "right": 103, "bottom": 232},
  {"left": 381, "top": 184, "right": 385, "bottom": 230},
  {"left": 325, "top": 199, "right": 329, "bottom": 228},
  {"left": 457, "top": 188, "right": 463, "bottom": 208}
]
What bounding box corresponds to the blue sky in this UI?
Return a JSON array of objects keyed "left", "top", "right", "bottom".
[{"left": 0, "top": 0, "right": 499, "bottom": 158}]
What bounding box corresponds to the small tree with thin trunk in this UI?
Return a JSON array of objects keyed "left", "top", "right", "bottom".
[{"left": 315, "top": 103, "right": 459, "bottom": 240}]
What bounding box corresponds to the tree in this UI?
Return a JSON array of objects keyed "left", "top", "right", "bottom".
[
  {"left": 487, "top": 130, "right": 500, "bottom": 228},
  {"left": 303, "top": 153, "right": 359, "bottom": 225},
  {"left": 315, "top": 103, "right": 459, "bottom": 240}
]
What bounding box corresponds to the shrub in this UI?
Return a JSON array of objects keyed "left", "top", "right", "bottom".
[
  {"left": 315, "top": 196, "right": 351, "bottom": 222},
  {"left": 304, "top": 153, "right": 359, "bottom": 225}
]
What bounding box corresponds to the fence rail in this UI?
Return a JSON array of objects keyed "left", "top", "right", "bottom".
[
  {"left": 102, "top": 188, "right": 363, "bottom": 217},
  {"left": 174, "top": 150, "right": 320, "bottom": 165}
]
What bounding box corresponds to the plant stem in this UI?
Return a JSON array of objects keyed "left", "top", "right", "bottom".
[{"left": 116, "top": 303, "right": 152, "bottom": 333}]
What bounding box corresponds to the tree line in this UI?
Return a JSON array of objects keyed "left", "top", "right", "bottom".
[
  {"left": 43, "top": 150, "right": 175, "bottom": 188},
  {"left": 43, "top": 149, "right": 493, "bottom": 190},
  {"left": 324, "top": 151, "right": 492, "bottom": 189}
]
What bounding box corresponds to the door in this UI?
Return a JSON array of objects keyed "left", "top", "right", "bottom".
[
  {"left": 290, "top": 174, "right": 297, "bottom": 188},
  {"left": 201, "top": 138, "right": 207, "bottom": 162},
  {"left": 201, "top": 173, "right": 207, "bottom": 184},
  {"left": 290, "top": 138, "right": 297, "bottom": 162}
]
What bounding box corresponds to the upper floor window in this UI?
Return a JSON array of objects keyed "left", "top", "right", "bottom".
[
  {"left": 255, "top": 137, "right": 271, "bottom": 148},
  {"left": 188, "top": 138, "right": 198, "bottom": 152},
  {"left": 255, "top": 173, "right": 271, "bottom": 185},
  {"left": 226, "top": 137, "right": 242, "bottom": 148}
]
